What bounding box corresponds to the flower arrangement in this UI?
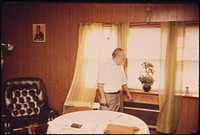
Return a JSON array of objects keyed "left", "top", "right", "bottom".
[{"left": 138, "top": 62, "right": 155, "bottom": 86}]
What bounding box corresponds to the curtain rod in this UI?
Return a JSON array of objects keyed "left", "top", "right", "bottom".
[
  {"left": 79, "top": 21, "right": 199, "bottom": 27},
  {"left": 102, "top": 22, "right": 161, "bottom": 27},
  {"left": 129, "top": 22, "right": 160, "bottom": 27},
  {"left": 129, "top": 21, "right": 199, "bottom": 26}
]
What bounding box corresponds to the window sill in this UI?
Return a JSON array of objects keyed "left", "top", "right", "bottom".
[
  {"left": 127, "top": 88, "right": 199, "bottom": 98},
  {"left": 178, "top": 94, "right": 199, "bottom": 98},
  {"left": 128, "top": 88, "right": 159, "bottom": 95}
]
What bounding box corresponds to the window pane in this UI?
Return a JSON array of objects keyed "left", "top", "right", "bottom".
[
  {"left": 127, "top": 27, "right": 161, "bottom": 89},
  {"left": 127, "top": 59, "right": 160, "bottom": 90},
  {"left": 127, "top": 28, "right": 161, "bottom": 60},
  {"left": 182, "top": 61, "right": 199, "bottom": 95},
  {"left": 84, "top": 27, "right": 117, "bottom": 62},
  {"left": 85, "top": 60, "right": 99, "bottom": 87},
  {"left": 184, "top": 26, "right": 199, "bottom": 61},
  {"left": 181, "top": 26, "right": 199, "bottom": 95},
  {"left": 84, "top": 27, "right": 117, "bottom": 87}
]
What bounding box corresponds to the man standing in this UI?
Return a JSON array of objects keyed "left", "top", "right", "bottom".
[{"left": 97, "top": 48, "right": 133, "bottom": 111}]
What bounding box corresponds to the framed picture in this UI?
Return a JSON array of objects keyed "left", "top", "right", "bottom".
[{"left": 32, "top": 24, "right": 46, "bottom": 42}]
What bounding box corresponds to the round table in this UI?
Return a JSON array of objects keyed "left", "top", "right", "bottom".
[{"left": 47, "top": 110, "right": 149, "bottom": 134}]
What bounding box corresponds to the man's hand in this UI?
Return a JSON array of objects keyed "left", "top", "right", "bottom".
[
  {"left": 122, "top": 84, "right": 134, "bottom": 102},
  {"left": 97, "top": 83, "right": 109, "bottom": 107},
  {"left": 127, "top": 93, "right": 134, "bottom": 102},
  {"left": 99, "top": 97, "right": 109, "bottom": 107}
]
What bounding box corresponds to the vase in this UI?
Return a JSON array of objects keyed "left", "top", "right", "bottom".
[{"left": 142, "top": 84, "right": 151, "bottom": 92}]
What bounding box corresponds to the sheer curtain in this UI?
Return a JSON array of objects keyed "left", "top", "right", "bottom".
[
  {"left": 63, "top": 23, "right": 98, "bottom": 108},
  {"left": 117, "top": 23, "right": 129, "bottom": 51},
  {"left": 63, "top": 23, "right": 118, "bottom": 109},
  {"left": 117, "top": 23, "right": 129, "bottom": 76},
  {"left": 116, "top": 23, "right": 129, "bottom": 112},
  {"left": 157, "top": 22, "right": 185, "bottom": 133}
]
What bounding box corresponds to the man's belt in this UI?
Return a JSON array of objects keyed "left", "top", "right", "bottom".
[{"left": 105, "top": 91, "right": 120, "bottom": 94}]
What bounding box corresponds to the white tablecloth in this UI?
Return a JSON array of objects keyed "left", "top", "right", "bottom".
[{"left": 47, "top": 110, "right": 149, "bottom": 134}]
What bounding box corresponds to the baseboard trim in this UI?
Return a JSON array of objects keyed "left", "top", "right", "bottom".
[{"left": 123, "top": 106, "right": 160, "bottom": 112}]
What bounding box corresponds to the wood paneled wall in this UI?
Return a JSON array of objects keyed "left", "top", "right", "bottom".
[{"left": 1, "top": 2, "right": 199, "bottom": 113}]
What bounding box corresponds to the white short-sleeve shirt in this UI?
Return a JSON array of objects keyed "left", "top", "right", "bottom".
[{"left": 97, "top": 59, "right": 127, "bottom": 93}]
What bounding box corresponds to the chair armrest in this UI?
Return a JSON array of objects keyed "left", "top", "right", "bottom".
[
  {"left": 1, "top": 114, "right": 11, "bottom": 134},
  {"left": 46, "top": 107, "right": 60, "bottom": 121}
]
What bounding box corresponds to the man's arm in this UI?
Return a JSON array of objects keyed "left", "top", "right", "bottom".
[
  {"left": 97, "top": 83, "right": 107, "bottom": 106},
  {"left": 122, "top": 84, "right": 133, "bottom": 101}
]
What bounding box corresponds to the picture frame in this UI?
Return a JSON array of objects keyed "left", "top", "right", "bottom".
[{"left": 32, "top": 24, "right": 46, "bottom": 42}]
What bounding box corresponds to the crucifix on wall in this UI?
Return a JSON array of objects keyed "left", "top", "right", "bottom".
[{"left": 144, "top": 5, "right": 152, "bottom": 23}]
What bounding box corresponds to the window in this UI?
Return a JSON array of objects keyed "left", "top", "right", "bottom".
[
  {"left": 83, "top": 27, "right": 117, "bottom": 87},
  {"left": 83, "top": 24, "right": 199, "bottom": 95},
  {"left": 181, "top": 26, "right": 199, "bottom": 95},
  {"left": 127, "top": 26, "right": 161, "bottom": 90},
  {"left": 126, "top": 25, "right": 199, "bottom": 95}
]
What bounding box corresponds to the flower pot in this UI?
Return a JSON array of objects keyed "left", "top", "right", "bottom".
[{"left": 142, "top": 84, "right": 151, "bottom": 92}]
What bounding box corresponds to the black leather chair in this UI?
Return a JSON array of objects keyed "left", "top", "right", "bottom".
[{"left": 1, "top": 77, "right": 60, "bottom": 134}]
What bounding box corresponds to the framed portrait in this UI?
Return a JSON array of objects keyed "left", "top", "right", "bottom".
[{"left": 32, "top": 24, "right": 46, "bottom": 42}]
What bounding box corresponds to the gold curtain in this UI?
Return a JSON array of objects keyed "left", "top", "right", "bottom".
[
  {"left": 63, "top": 23, "right": 103, "bottom": 108},
  {"left": 116, "top": 23, "right": 130, "bottom": 112},
  {"left": 117, "top": 23, "right": 129, "bottom": 51},
  {"left": 157, "top": 22, "right": 185, "bottom": 133},
  {"left": 117, "top": 23, "right": 129, "bottom": 75}
]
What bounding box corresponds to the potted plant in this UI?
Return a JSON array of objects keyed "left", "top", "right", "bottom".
[{"left": 138, "top": 62, "right": 155, "bottom": 92}]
